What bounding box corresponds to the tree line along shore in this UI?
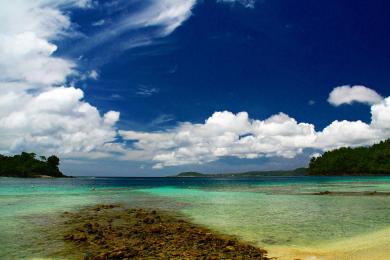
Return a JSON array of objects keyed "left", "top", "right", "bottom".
[
  {"left": 308, "top": 139, "right": 390, "bottom": 175},
  {"left": 0, "top": 152, "right": 64, "bottom": 178}
]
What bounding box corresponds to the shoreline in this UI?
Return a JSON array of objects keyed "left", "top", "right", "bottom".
[
  {"left": 267, "top": 227, "right": 390, "bottom": 260},
  {"left": 2, "top": 175, "right": 390, "bottom": 179},
  {"left": 59, "top": 204, "right": 269, "bottom": 259}
]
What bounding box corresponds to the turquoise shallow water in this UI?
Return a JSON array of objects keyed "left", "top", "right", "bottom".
[{"left": 1, "top": 176, "right": 390, "bottom": 259}]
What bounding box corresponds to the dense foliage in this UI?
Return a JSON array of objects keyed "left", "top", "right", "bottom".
[
  {"left": 308, "top": 139, "right": 390, "bottom": 175},
  {"left": 0, "top": 152, "right": 64, "bottom": 177}
]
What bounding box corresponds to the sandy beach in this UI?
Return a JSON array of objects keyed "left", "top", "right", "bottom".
[{"left": 267, "top": 227, "right": 390, "bottom": 260}]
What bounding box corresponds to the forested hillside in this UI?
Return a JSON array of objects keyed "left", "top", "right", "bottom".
[
  {"left": 0, "top": 152, "right": 64, "bottom": 177},
  {"left": 308, "top": 139, "right": 390, "bottom": 175}
]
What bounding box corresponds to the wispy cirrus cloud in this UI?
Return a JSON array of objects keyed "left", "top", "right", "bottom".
[
  {"left": 150, "top": 114, "right": 175, "bottom": 126},
  {"left": 135, "top": 85, "right": 160, "bottom": 97},
  {"left": 217, "top": 0, "right": 257, "bottom": 8},
  {"left": 92, "top": 19, "right": 105, "bottom": 26},
  {"left": 67, "top": 0, "right": 257, "bottom": 59},
  {"left": 67, "top": 0, "right": 197, "bottom": 57}
]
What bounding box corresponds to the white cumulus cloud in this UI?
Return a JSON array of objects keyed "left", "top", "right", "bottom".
[
  {"left": 120, "top": 96, "right": 390, "bottom": 168},
  {"left": 0, "top": 5, "right": 75, "bottom": 86},
  {"left": 0, "top": 0, "right": 119, "bottom": 157},
  {"left": 0, "top": 87, "right": 119, "bottom": 155},
  {"left": 119, "top": 111, "right": 318, "bottom": 168},
  {"left": 328, "top": 85, "right": 383, "bottom": 106}
]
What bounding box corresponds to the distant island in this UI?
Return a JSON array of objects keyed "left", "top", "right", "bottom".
[
  {"left": 0, "top": 152, "right": 65, "bottom": 178},
  {"left": 308, "top": 139, "right": 390, "bottom": 175},
  {"left": 173, "top": 168, "right": 307, "bottom": 177},
  {"left": 174, "top": 139, "right": 390, "bottom": 177}
]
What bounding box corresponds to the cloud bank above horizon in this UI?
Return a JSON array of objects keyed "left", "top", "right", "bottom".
[
  {"left": 0, "top": 0, "right": 389, "bottom": 170},
  {"left": 120, "top": 96, "right": 390, "bottom": 168}
]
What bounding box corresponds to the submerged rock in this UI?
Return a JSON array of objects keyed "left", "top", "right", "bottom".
[
  {"left": 311, "top": 190, "right": 390, "bottom": 196},
  {"left": 62, "top": 205, "right": 269, "bottom": 259}
]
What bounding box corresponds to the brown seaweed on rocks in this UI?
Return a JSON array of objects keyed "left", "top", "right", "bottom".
[
  {"left": 311, "top": 191, "right": 390, "bottom": 196},
  {"left": 62, "top": 204, "right": 269, "bottom": 259}
]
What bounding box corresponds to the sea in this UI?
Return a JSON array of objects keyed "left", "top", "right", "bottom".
[{"left": 1, "top": 176, "right": 389, "bottom": 259}]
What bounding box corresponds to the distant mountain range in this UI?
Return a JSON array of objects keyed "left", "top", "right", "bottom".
[{"left": 172, "top": 168, "right": 307, "bottom": 178}]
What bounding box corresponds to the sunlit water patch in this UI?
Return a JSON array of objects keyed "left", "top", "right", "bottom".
[{"left": 136, "top": 186, "right": 390, "bottom": 247}]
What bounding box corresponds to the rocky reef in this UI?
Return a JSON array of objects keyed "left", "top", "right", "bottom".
[
  {"left": 311, "top": 191, "right": 390, "bottom": 196},
  {"left": 62, "top": 204, "right": 268, "bottom": 259}
]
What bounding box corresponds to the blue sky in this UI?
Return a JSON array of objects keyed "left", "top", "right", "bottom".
[
  {"left": 1, "top": 0, "right": 390, "bottom": 176},
  {"left": 66, "top": 0, "right": 390, "bottom": 130}
]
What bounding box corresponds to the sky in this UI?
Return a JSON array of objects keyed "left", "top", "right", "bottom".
[{"left": 0, "top": 0, "right": 390, "bottom": 176}]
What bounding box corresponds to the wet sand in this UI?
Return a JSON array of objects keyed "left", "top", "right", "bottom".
[
  {"left": 267, "top": 228, "right": 390, "bottom": 260},
  {"left": 59, "top": 204, "right": 269, "bottom": 259}
]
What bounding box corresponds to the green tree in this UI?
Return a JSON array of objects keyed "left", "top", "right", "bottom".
[
  {"left": 308, "top": 139, "right": 390, "bottom": 175},
  {"left": 0, "top": 153, "right": 64, "bottom": 178},
  {"left": 47, "top": 155, "right": 60, "bottom": 168}
]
